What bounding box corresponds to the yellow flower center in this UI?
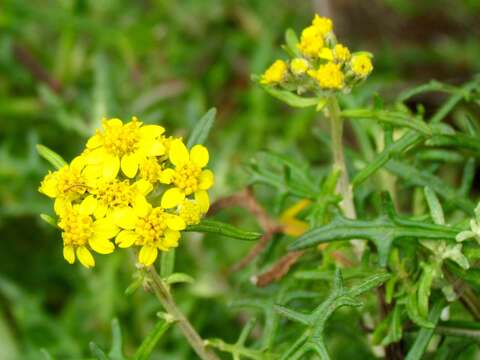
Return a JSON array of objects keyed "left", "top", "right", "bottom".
[
  {"left": 94, "top": 179, "right": 136, "bottom": 208},
  {"left": 139, "top": 158, "right": 163, "bottom": 183},
  {"left": 261, "top": 60, "right": 288, "bottom": 85},
  {"left": 179, "top": 201, "right": 202, "bottom": 225},
  {"left": 101, "top": 119, "right": 140, "bottom": 156},
  {"left": 308, "top": 62, "right": 344, "bottom": 90},
  {"left": 53, "top": 166, "right": 87, "bottom": 199},
  {"left": 351, "top": 55, "right": 373, "bottom": 78},
  {"left": 59, "top": 208, "right": 93, "bottom": 247},
  {"left": 135, "top": 208, "right": 168, "bottom": 247},
  {"left": 173, "top": 163, "right": 201, "bottom": 195}
]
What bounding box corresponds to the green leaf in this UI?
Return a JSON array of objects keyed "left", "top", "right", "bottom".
[
  {"left": 133, "top": 318, "right": 171, "bottom": 360},
  {"left": 164, "top": 272, "right": 194, "bottom": 285},
  {"left": 405, "top": 300, "right": 445, "bottom": 360},
  {"left": 90, "top": 342, "right": 109, "bottom": 360},
  {"left": 36, "top": 144, "right": 67, "bottom": 169},
  {"left": 424, "top": 187, "right": 445, "bottom": 225},
  {"left": 284, "top": 28, "right": 300, "bottom": 57},
  {"left": 185, "top": 220, "right": 262, "bottom": 241},
  {"left": 108, "top": 319, "right": 124, "bottom": 360},
  {"left": 289, "top": 193, "right": 459, "bottom": 266},
  {"left": 40, "top": 213, "right": 57, "bottom": 228},
  {"left": 186, "top": 108, "right": 216, "bottom": 147},
  {"left": 262, "top": 86, "right": 318, "bottom": 108}
]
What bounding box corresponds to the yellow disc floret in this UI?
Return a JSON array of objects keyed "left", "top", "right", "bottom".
[
  {"left": 260, "top": 60, "right": 288, "bottom": 85},
  {"left": 351, "top": 54, "right": 373, "bottom": 78},
  {"left": 333, "top": 44, "right": 351, "bottom": 63},
  {"left": 308, "top": 62, "right": 344, "bottom": 90},
  {"left": 98, "top": 118, "right": 141, "bottom": 157},
  {"left": 312, "top": 15, "right": 333, "bottom": 34},
  {"left": 179, "top": 200, "right": 203, "bottom": 225},
  {"left": 298, "top": 25, "right": 325, "bottom": 58},
  {"left": 139, "top": 158, "right": 163, "bottom": 184},
  {"left": 290, "top": 58, "right": 309, "bottom": 75}
]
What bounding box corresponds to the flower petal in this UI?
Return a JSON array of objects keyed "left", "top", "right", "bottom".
[
  {"left": 159, "top": 168, "right": 175, "bottom": 184},
  {"left": 79, "top": 195, "right": 97, "bottom": 216},
  {"left": 89, "top": 238, "right": 115, "bottom": 254},
  {"left": 86, "top": 134, "right": 102, "bottom": 149},
  {"left": 134, "top": 195, "right": 151, "bottom": 217},
  {"left": 169, "top": 139, "right": 189, "bottom": 166},
  {"left": 54, "top": 197, "right": 69, "bottom": 216},
  {"left": 105, "top": 118, "right": 123, "bottom": 128},
  {"left": 139, "top": 246, "right": 158, "bottom": 266},
  {"left": 161, "top": 188, "right": 185, "bottom": 208},
  {"left": 134, "top": 179, "right": 153, "bottom": 195},
  {"left": 164, "top": 229, "right": 180, "bottom": 248},
  {"left": 94, "top": 203, "right": 108, "bottom": 219},
  {"left": 121, "top": 153, "right": 139, "bottom": 178},
  {"left": 94, "top": 217, "right": 119, "bottom": 239},
  {"left": 139, "top": 125, "right": 165, "bottom": 138},
  {"left": 166, "top": 215, "right": 186, "bottom": 231},
  {"left": 190, "top": 145, "right": 209, "bottom": 168},
  {"left": 146, "top": 140, "right": 165, "bottom": 156},
  {"left": 63, "top": 245, "right": 75, "bottom": 264},
  {"left": 76, "top": 246, "right": 95, "bottom": 268},
  {"left": 103, "top": 154, "right": 120, "bottom": 178},
  {"left": 112, "top": 207, "right": 137, "bottom": 230},
  {"left": 195, "top": 190, "right": 210, "bottom": 213},
  {"left": 198, "top": 169, "right": 214, "bottom": 190},
  {"left": 115, "top": 230, "right": 138, "bottom": 248}
]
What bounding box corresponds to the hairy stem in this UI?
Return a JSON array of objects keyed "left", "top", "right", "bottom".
[
  {"left": 147, "top": 267, "right": 220, "bottom": 360},
  {"left": 326, "top": 97, "right": 363, "bottom": 257}
]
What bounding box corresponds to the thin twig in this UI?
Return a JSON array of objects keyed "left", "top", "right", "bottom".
[{"left": 146, "top": 267, "right": 220, "bottom": 360}]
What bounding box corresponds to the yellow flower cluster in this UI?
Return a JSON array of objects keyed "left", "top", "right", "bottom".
[
  {"left": 260, "top": 14, "right": 373, "bottom": 92},
  {"left": 39, "top": 118, "right": 214, "bottom": 268}
]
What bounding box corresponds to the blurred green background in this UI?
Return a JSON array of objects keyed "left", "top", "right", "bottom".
[{"left": 1, "top": 0, "right": 480, "bottom": 359}]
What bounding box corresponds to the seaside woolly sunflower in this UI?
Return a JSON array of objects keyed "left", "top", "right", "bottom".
[{"left": 39, "top": 117, "right": 214, "bottom": 267}]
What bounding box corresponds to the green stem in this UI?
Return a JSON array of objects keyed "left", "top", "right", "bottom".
[
  {"left": 147, "top": 267, "right": 220, "bottom": 360},
  {"left": 326, "top": 97, "right": 363, "bottom": 257}
]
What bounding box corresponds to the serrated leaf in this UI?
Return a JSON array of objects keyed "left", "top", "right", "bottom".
[
  {"left": 185, "top": 220, "right": 262, "bottom": 241},
  {"left": 289, "top": 193, "right": 459, "bottom": 266},
  {"left": 187, "top": 108, "right": 216, "bottom": 147},
  {"left": 36, "top": 144, "right": 67, "bottom": 169},
  {"left": 262, "top": 86, "right": 318, "bottom": 108}
]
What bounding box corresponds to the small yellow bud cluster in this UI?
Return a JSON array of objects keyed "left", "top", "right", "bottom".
[
  {"left": 39, "top": 117, "right": 214, "bottom": 268},
  {"left": 260, "top": 14, "right": 373, "bottom": 94}
]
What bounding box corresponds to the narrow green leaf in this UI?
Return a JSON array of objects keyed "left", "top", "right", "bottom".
[
  {"left": 108, "top": 319, "right": 124, "bottom": 360},
  {"left": 284, "top": 28, "right": 300, "bottom": 57},
  {"left": 405, "top": 300, "right": 445, "bottom": 360},
  {"left": 185, "top": 220, "right": 262, "bottom": 241},
  {"left": 90, "top": 342, "right": 109, "bottom": 360},
  {"left": 274, "top": 305, "right": 311, "bottom": 326},
  {"left": 262, "top": 86, "right": 318, "bottom": 108},
  {"left": 164, "top": 272, "right": 194, "bottom": 285},
  {"left": 40, "top": 214, "right": 57, "bottom": 228},
  {"left": 187, "top": 108, "right": 216, "bottom": 147},
  {"left": 36, "top": 144, "right": 67, "bottom": 169},
  {"left": 424, "top": 187, "right": 445, "bottom": 225},
  {"left": 133, "top": 319, "right": 171, "bottom": 360}
]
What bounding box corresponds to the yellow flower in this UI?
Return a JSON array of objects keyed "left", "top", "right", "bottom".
[
  {"left": 115, "top": 206, "right": 186, "bottom": 266},
  {"left": 84, "top": 117, "right": 166, "bottom": 179},
  {"left": 87, "top": 178, "right": 152, "bottom": 223},
  {"left": 318, "top": 47, "right": 333, "bottom": 61},
  {"left": 351, "top": 54, "right": 373, "bottom": 78},
  {"left": 298, "top": 25, "right": 325, "bottom": 57},
  {"left": 160, "top": 139, "right": 213, "bottom": 209},
  {"left": 58, "top": 198, "right": 119, "bottom": 268},
  {"left": 290, "top": 58, "right": 309, "bottom": 75},
  {"left": 139, "top": 157, "right": 164, "bottom": 184},
  {"left": 333, "top": 44, "right": 351, "bottom": 62},
  {"left": 312, "top": 15, "right": 333, "bottom": 35},
  {"left": 260, "top": 60, "right": 288, "bottom": 85},
  {"left": 179, "top": 198, "right": 208, "bottom": 225},
  {"left": 39, "top": 155, "right": 89, "bottom": 214},
  {"left": 308, "top": 62, "right": 344, "bottom": 90}
]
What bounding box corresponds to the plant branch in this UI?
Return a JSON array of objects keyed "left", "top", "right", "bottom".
[
  {"left": 146, "top": 267, "right": 220, "bottom": 360},
  {"left": 326, "top": 97, "right": 364, "bottom": 257}
]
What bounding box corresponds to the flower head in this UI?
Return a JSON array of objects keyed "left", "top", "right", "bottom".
[
  {"left": 115, "top": 206, "right": 186, "bottom": 266},
  {"left": 351, "top": 54, "right": 373, "bottom": 78},
  {"left": 308, "top": 62, "right": 344, "bottom": 90},
  {"left": 333, "top": 44, "right": 351, "bottom": 63},
  {"left": 260, "top": 60, "right": 288, "bottom": 85},
  {"left": 160, "top": 139, "right": 213, "bottom": 210},
  {"left": 290, "top": 58, "right": 309, "bottom": 75},
  {"left": 58, "top": 199, "right": 118, "bottom": 268},
  {"left": 84, "top": 118, "right": 166, "bottom": 179}
]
